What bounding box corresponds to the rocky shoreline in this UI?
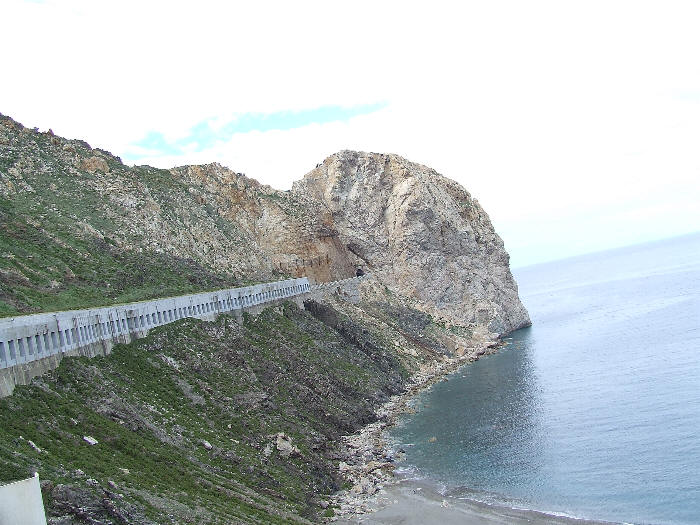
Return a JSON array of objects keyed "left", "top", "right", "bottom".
[{"left": 326, "top": 338, "right": 502, "bottom": 521}]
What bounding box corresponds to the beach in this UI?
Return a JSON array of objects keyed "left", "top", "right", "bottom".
[
  {"left": 335, "top": 478, "right": 615, "bottom": 525},
  {"left": 327, "top": 338, "right": 503, "bottom": 521}
]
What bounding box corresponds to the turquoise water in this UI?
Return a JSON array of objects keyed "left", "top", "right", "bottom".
[{"left": 390, "top": 233, "right": 700, "bottom": 525}]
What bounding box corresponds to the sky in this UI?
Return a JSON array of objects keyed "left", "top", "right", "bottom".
[{"left": 1, "top": 0, "right": 699, "bottom": 268}]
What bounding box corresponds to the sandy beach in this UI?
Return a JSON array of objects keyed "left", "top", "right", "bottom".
[
  {"left": 335, "top": 478, "right": 616, "bottom": 525},
  {"left": 327, "top": 342, "right": 498, "bottom": 520}
]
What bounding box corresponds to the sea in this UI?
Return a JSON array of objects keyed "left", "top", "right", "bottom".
[{"left": 389, "top": 232, "right": 700, "bottom": 525}]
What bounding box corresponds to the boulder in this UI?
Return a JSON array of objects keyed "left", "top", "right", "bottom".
[
  {"left": 79, "top": 155, "right": 110, "bottom": 174},
  {"left": 275, "top": 433, "right": 301, "bottom": 458}
]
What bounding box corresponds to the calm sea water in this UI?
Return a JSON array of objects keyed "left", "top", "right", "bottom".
[{"left": 390, "top": 233, "right": 700, "bottom": 525}]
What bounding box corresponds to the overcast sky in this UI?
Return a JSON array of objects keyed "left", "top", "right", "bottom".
[{"left": 2, "top": 0, "right": 699, "bottom": 267}]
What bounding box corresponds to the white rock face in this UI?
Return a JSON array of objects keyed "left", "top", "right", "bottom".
[
  {"left": 275, "top": 433, "right": 301, "bottom": 458},
  {"left": 293, "top": 151, "right": 530, "bottom": 335}
]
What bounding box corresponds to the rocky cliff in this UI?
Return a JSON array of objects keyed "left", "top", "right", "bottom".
[
  {"left": 0, "top": 113, "right": 531, "bottom": 524},
  {"left": 293, "top": 151, "right": 530, "bottom": 334},
  {"left": 0, "top": 115, "right": 353, "bottom": 315},
  {"left": 0, "top": 114, "right": 528, "bottom": 335}
]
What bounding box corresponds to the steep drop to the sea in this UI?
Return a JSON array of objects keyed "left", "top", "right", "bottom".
[
  {"left": 385, "top": 234, "right": 700, "bottom": 525},
  {"left": 0, "top": 113, "right": 533, "bottom": 523},
  {"left": 293, "top": 151, "right": 531, "bottom": 335}
]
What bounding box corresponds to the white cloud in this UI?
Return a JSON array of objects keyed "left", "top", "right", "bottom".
[{"left": 2, "top": 0, "right": 699, "bottom": 266}]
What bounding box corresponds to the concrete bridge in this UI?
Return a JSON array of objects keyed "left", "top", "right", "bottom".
[{"left": 0, "top": 275, "right": 368, "bottom": 397}]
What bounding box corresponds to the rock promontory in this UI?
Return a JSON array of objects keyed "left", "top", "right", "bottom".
[{"left": 293, "top": 151, "right": 531, "bottom": 334}]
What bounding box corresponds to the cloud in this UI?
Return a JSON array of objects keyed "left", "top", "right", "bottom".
[{"left": 126, "top": 103, "right": 387, "bottom": 159}]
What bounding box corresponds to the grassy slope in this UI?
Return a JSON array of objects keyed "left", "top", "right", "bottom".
[
  {"left": 0, "top": 116, "right": 250, "bottom": 317},
  {"left": 0, "top": 195, "right": 241, "bottom": 316},
  {"left": 0, "top": 302, "right": 407, "bottom": 524},
  {"left": 0, "top": 115, "right": 470, "bottom": 525}
]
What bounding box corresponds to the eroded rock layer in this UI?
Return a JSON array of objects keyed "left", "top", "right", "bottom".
[{"left": 293, "top": 151, "right": 530, "bottom": 333}]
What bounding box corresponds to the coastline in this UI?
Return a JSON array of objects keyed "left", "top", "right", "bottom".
[
  {"left": 327, "top": 338, "right": 500, "bottom": 520},
  {"left": 334, "top": 478, "right": 617, "bottom": 525},
  {"left": 327, "top": 338, "right": 622, "bottom": 525}
]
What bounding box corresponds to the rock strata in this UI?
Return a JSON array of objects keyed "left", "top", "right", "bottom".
[{"left": 293, "top": 151, "right": 531, "bottom": 334}]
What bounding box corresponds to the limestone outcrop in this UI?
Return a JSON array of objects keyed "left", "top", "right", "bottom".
[
  {"left": 1, "top": 114, "right": 528, "bottom": 334},
  {"left": 169, "top": 163, "right": 357, "bottom": 283},
  {"left": 293, "top": 151, "right": 531, "bottom": 333}
]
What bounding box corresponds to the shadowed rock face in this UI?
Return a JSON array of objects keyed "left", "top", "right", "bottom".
[
  {"left": 169, "top": 163, "right": 358, "bottom": 283},
  {"left": 293, "top": 150, "right": 531, "bottom": 334}
]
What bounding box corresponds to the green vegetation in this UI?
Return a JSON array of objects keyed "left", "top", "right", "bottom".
[
  {"left": 0, "top": 302, "right": 407, "bottom": 523},
  {"left": 0, "top": 195, "right": 240, "bottom": 315},
  {"left": 0, "top": 115, "right": 256, "bottom": 317},
  {"left": 0, "top": 114, "right": 467, "bottom": 525}
]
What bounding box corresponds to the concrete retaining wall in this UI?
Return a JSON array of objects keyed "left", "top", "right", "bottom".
[
  {"left": 0, "top": 274, "right": 370, "bottom": 397},
  {"left": 0, "top": 473, "right": 47, "bottom": 525},
  {"left": 0, "top": 278, "right": 310, "bottom": 397}
]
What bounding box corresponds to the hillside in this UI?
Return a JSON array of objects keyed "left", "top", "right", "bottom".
[
  {"left": 0, "top": 290, "right": 493, "bottom": 523},
  {"left": 0, "top": 113, "right": 529, "bottom": 523},
  {"left": 0, "top": 115, "right": 354, "bottom": 317},
  {"left": 0, "top": 114, "right": 528, "bottom": 336}
]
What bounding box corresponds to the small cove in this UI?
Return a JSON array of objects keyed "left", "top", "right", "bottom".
[{"left": 389, "top": 233, "right": 700, "bottom": 525}]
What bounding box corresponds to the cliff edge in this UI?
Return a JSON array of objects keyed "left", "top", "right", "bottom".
[
  {"left": 293, "top": 151, "right": 531, "bottom": 334},
  {"left": 0, "top": 114, "right": 532, "bottom": 524}
]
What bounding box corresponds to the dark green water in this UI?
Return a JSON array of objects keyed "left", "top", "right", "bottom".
[{"left": 390, "top": 233, "right": 700, "bottom": 525}]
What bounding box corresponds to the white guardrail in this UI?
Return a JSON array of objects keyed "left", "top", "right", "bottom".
[{"left": 0, "top": 277, "right": 311, "bottom": 370}]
